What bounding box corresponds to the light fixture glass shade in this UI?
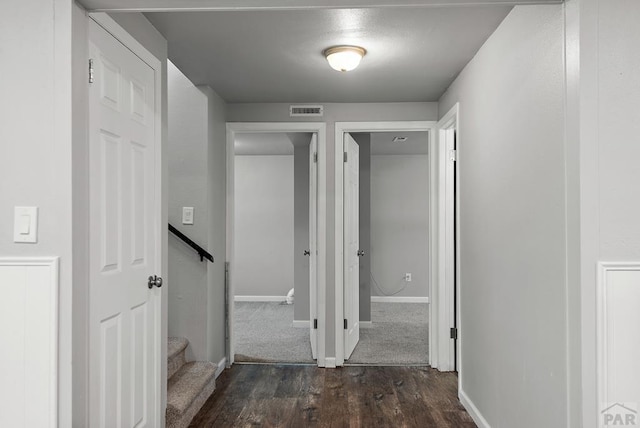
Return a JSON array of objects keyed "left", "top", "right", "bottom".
[{"left": 324, "top": 46, "right": 366, "bottom": 72}]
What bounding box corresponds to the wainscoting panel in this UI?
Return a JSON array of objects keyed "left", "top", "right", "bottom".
[
  {"left": 0, "top": 257, "right": 59, "bottom": 428},
  {"left": 598, "top": 262, "right": 640, "bottom": 425}
]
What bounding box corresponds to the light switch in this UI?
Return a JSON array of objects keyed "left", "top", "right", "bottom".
[
  {"left": 182, "top": 207, "right": 194, "bottom": 225},
  {"left": 14, "top": 206, "right": 38, "bottom": 243},
  {"left": 19, "top": 215, "right": 31, "bottom": 234}
]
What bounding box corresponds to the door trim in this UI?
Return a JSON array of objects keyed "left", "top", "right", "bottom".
[
  {"left": 334, "top": 121, "right": 437, "bottom": 367},
  {"left": 82, "top": 0, "right": 564, "bottom": 13},
  {"left": 87, "top": 12, "right": 165, "bottom": 425},
  {"left": 225, "top": 122, "right": 327, "bottom": 367},
  {"left": 436, "top": 104, "right": 460, "bottom": 373}
]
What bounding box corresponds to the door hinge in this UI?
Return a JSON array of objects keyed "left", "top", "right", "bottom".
[
  {"left": 449, "top": 149, "right": 457, "bottom": 162},
  {"left": 344, "top": 319, "right": 348, "bottom": 329},
  {"left": 313, "top": 319, "right": 318, "bottom": 329},
  {"left": 450, "top": 327, "right": 458, "bottom": 340},
  {"left": 343, "top": 152, "right": 348, "bottom": 162},
  {"left": 88, "top": 59, "right": 94, "bottom": 84},
  {"left": 313, "top": 152, "right": 318, "bottom": 163}
]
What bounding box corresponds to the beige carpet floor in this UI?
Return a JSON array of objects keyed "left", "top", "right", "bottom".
[
  {"left": 234, "top": 301, "right": 428, "bottom": 365},
  {"left": 234, "top": 302, "right": 314, "bottom": 363}
]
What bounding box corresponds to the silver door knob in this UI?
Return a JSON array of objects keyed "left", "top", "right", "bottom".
[
  {"left": 357, "top": 250, "right": 365, "bottom": 257},
  {"left": 148, "top": 275, "right": 163, "bottom": 289}
]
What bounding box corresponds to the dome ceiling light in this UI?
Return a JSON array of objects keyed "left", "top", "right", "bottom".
[{"left": 323, "top": 45, "right": 367, "bottom": 72}]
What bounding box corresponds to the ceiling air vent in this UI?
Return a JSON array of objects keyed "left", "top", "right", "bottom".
[{"left": 290, "top": 105, "right": 324, "bottom": 117}]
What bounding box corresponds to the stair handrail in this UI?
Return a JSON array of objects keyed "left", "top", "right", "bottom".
[{"left": 168, "top": 223, "right": 214, "bottom": 263}]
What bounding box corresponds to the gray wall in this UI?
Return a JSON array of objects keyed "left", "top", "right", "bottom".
[
  {"left": 292, "top": 139, "right": 311, "bottom": 321},
  {"left": 71, "top": 5, "right": 90, "bottom": 424},
  {"left": 167, "top": 61, "right": 209, "bottom": 362},
  {"left": 370, "top": 155, "right": 429, "bottom": 298},
  {"left": 165, "top": 63, "right": 227, "bottom": 365},
  {"left": 201, "top": 85, "right": 228, "bottom": 366},
  {"left": 351, "top": 133, "right": 372, "bottom": 322},
  {"left": 438, "top": 5, "right": 566, "bottom": 428},
  {"left": 234, "top": 155, "right": 295, "bottom": 297},
  {"left": 228, "top": 102, "right": 438, "bottom": 356},
  {"left": 1, "top": 1, "right": 76, "bottom": 424}
]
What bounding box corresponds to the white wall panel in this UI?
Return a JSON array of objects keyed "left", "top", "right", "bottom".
[
  {"left": 0, "top": 258, "right": 59, "bottom": 428},
  {"left": 598, "top": 262, "right": 640, "bottom": 427}
]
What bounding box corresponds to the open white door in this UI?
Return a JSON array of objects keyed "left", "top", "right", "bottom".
[
  {"left": 88, "top": 20, "right": 160, "bottom": 427},
  {"left": 343, "top": 133, "right": 360, "bottom": 359},
  {"left": 309, "top": 134, "right": 318, "bottom": 359}
]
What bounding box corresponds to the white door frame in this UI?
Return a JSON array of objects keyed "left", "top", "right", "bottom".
[
  {"left": 82, "top": 0, "right": 566, "bottom": 12},
  {"left": 436, "top": 104, "right": 460, "bottom": 373},
  {"left": 87, "top": 12, "right": 166, "bottom": 425},
  {"left": 225, "top": 122, "right": 327, "bottom": 367},
  {"left": 334, "top": 121, "right": 441, "bottom": 367}
]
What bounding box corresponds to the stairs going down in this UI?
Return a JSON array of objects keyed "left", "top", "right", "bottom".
[{"left": 166, "top": 337, "right": 217, "bottom": 428}]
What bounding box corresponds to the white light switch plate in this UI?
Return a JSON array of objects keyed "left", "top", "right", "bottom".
[
  {"left": 182, "top": 207, "right": 194, "bottom": 225},
  {"left": 14, "top": 206, "right": 38, "bottom": 243}
]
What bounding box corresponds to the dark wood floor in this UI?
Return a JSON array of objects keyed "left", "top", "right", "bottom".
[{"left": 189, "top": 364, "right": 476, "bottom": 427}]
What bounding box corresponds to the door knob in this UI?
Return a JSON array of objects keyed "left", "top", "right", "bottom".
[
  {"left": 357, "top": 250, "right": 365, "bottom": 257},
  {"left": 148, "top": 275, "right": 163, "bottom": 289},
  {"left": 304, "top": 250, "right": 311, "bottom": 256}
]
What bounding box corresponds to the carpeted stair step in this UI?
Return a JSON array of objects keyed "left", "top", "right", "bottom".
[
  {"left": 167, "top": 337, "right": 189, "bottom": 380},
  {"left": 166, "top": 361, "right": 217, "bottom": 428}
]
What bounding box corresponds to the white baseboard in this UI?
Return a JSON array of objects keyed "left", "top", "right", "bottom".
[
  {"left": 324, "top": 357, "right": 336, "bottom": 368},
  {"left": 234, "top": 295, "right": 286, "bottom": 302},
  {"left": 292, "top": 320, "right": 309, "bottom": 328},
  {"left": 371, "top": 296, "right": 429, "bottom": 303},
  {"left": 360, "top": 321, "right": 373, "bottom": 328},
  {"left": 215, "top": 357, "right": 226, "bottom": 379},
  {"left": 459, "top": 388, "right": 491, "bottom": 428}
]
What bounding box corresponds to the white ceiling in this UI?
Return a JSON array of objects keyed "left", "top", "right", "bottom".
[
  {"left": 235, "top": 133, "right": 303, "bottom": 155},
  {"left": 144, "top": 6, "right": 512, "bottom": 103},
  {"left": 369, "top": 131, "right": 429, "bottom": 155}
]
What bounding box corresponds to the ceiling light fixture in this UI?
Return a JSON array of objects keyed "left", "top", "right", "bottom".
[{"left": 324, "top": 45, "right": 367, "bottom": 72}]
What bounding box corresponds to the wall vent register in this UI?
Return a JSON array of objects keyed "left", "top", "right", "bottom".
[{"left": 290, "top": 105, "right": 323, "bottom": 117}]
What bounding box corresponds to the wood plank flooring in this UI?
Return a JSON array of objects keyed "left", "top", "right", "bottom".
[{"left": 189, "top": 364, "right": 476, "bottom": 427}]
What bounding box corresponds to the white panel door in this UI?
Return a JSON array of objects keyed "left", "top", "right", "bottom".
[
  {"left": 309, "top": 134, "right": 318, "bottom": 359},
  {"left": 89, "top": 20, "right": 159, "bottom": 428},
  {"left": 343, "top": 133, "right": 360, "bottom": 359}
]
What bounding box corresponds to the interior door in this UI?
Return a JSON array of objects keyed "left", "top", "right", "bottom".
[
  {"left": 88, "top": 20, "right": 160, "bottom": 427},
  {"left": 343, "top": 133, "right": 360, "bottom": 359},
  {"left": 309, "top": 134, "right": 318, "bottom": 359}
]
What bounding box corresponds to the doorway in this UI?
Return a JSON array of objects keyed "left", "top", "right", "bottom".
[
  {"left": 344, "top": 131, "right": 431, "bottom": 365},
  {"left": 226, "top": 123, "right": 327, "bottom": 367},
  {"left": 334, "top": 120, "right": 461, "bottom": 370},
  {"left": 232, "top": 131, "right": 313, "bottom": 363}
]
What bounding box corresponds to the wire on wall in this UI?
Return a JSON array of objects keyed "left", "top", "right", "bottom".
[{"left": 370, "top": 270, "right": 409, "bottom": 296}]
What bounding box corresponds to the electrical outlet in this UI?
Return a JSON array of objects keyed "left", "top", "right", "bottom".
[{"left": 405, "top": 273, "right": 412, "bottom": 282}]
